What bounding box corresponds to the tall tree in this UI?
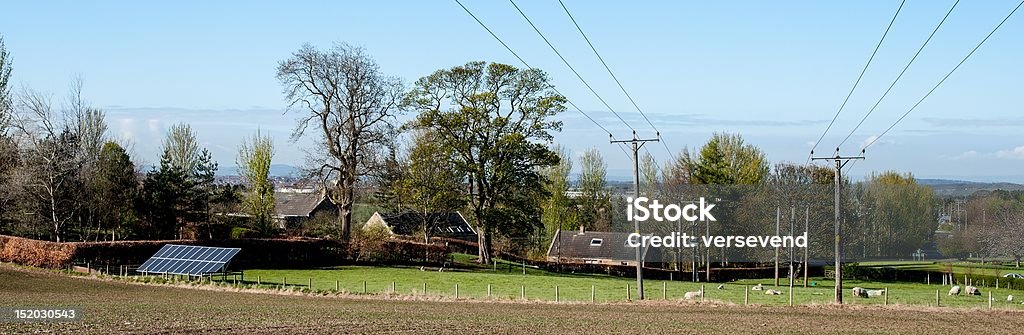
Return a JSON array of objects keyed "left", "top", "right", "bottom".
[
  {"left": 540, "top": 145, "right": 576, "bottom": 240},
  {"left": 276, "top": 43, "right": 403, "bottom": 240},
  {"left": 237, "top": 130, "right": 275, "bottom": 236},
  {"left": 395, "top": 130, "right": 466, "bottom": 243},
  {"left": 91, "top": 142, "right": 137, "bottom": 240},
  {"left": 577, "top": 148, "right": 612, "bottom": 232},
  {"left": 142, "top": 123, "right": 217, "bottom": 239},
  {"left": 681, "top": 132, "right": 768, "bottom": 184},
  {"left": 0, "top": 35, "right": 12, "bottom": 128},
  {"left": 0, "top": 35, "right": 17, "bottom": 230},
  {"left": 406, "top": 61, "right": 564, "bottom": 263},
  {"left": 640, "top": 152, "right": 660, "bottom": 197}
]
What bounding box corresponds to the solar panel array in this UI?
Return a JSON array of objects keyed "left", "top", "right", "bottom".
[{"left": 137, "top": 244, "right": 240, "bottom": 276}]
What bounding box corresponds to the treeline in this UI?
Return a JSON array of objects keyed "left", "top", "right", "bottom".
[
  {"left": 939, "top": 190, "right": 1024, "bottom": 266},
  {"left": 0, "top": 35, "right": 274, "bottom": 242}
]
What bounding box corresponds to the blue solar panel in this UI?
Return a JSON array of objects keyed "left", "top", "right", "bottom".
[{"left": 137, "top": 245, "right": 240, "bottom": 276}]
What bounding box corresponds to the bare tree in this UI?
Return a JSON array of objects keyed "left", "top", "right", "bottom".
[
  {"left": 237, "top": 129, "right": 275, "bottom": 235},
  {"left": 276, "top": 43, "right": 403, "bottom": 240},
  {"left": 10, "top": 88, "right": 83, "bottom": 242}
]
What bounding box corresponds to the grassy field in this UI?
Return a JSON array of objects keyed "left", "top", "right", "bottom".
[
  {"left": 4, "top": 264, "right": 1024, "bottom": 334},
  {"left": 238, "top": 265, "right": 1024, "bottom": 309},
  {"left": 858, "top": 260, "right": 1024, "bottom": 278}
]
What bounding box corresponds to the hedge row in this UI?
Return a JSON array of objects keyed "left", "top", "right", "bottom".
[
  {"left": 0, "top": 235, "right": 76, "bottom": 268},
  {"left": 0, "top": 235, "right": 449, "bottom": 269}
]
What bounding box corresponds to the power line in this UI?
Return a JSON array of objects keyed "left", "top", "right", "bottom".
[
  {"left": 453, "top": 0, "right": 633, "bottom": 161},
  {"left": 807, "top": 0, "right": 906, "bottom": 164},
  {"left": 508, "top": 0, "right": 636, "bottom": 133},
  {"left": 557, "top": 0, "right": 675, "bottom": 158},
  {"left": 864, "top": 0, "right": 1024, "bottom": 151},
  {"left": 838, "top": 0, "right": 959, "bottom": 148}
]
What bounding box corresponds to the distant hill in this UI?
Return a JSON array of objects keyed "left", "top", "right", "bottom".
[{"left": 916, "top": 179, "right": 1024, "bottom": 197}]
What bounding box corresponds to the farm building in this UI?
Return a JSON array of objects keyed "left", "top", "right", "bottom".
[
  {"left": 272, "top": 188, "right": 338, "bottom": 229},
  {"left": 546, "top": 228, "right": 657, "bottom": 267},
  {"left": 363, "top": 211, "right": 477, "bottom": 242}
]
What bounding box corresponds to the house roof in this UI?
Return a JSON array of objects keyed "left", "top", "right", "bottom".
[
  {"left": 274, "top": 189, "right": 328, "bottom": 218},
  {"left": 375, "top": 212, "right": 476, "bottom": 237},
  {"left": 547, "top": 230, "right": 655, "bottom": 262}
]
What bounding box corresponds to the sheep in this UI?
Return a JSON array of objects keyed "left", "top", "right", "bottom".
[
  {"left": 965, "top": 286, "right": 981, "bottom": 296},
  {"left": 866, "top": 289, "right": 886, "bottom": 298},
  {"left": 948, "top": 285, "right": 961, "bottom": 296},
  {"left": 717, "top": 284, "right": 725, "bottom": 290},
  {"left": 765, "top": 289, "right": 782, "bottom": 295},
  {"left": 851, "top": 287, "right": 868, "bottom": 298},
  {"left": 1008, "top": 295, "right": 1014, "bottom": 302},
  {"left": 684, "top": 291, "right": 703, "bottom": 300},
  {"left": 750, "top": 283, "right": 764, "bottom": 291}
]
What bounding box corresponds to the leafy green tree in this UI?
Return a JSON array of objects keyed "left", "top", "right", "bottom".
[
  {"left": 577, "top": 148, "right": 612, "bottom": 231},
  {"left": 142, "top": 124, "right": 217, "bottom": 239},
  {"left": 237, "top": 130, "right": 275, "bottom": 236},
  {"left": 90, "top": 142, "right": 138, "bottom": 240},
  {"left": 406, "top": 61, "right": 564, "bottom": 263},
  {"left": 276, "top": 43, "right": 404, "bottom": 241},
  {"left": 681, "top": 132, "right": 768, "bottom": 184},
  {"left": 540, "top": 145, "right": 576, "bottom": 241},
  {"left": 395, "top": 130, "right": 467, "bottom": 243},
  {"left": 859, "top": 171, "right": 934, "bottom": 257}
]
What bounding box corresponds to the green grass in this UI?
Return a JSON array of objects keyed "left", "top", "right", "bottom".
[
  {"left": 858, "top": 260, "right": 1024, "bottom": 277},
  {"left": 232, "top": 255, "right": 1024, "bottom": 308}
]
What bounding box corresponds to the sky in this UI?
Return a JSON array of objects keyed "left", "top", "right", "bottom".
[{"left": 1, "top": 1, "right": 1022, "bottom": 182}]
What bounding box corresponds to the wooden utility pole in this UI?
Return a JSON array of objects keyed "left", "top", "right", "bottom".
[
  {"left": 812, "top": 148, "right": 864, "bottom": 304},
  {"left": 611, "top": 132, "right": 660, "bottom": 300}
]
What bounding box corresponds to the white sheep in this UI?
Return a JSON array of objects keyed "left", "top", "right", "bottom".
[
  {"left": 750, "top": 283, "right": 764, "bottom": 291},
  {"left": 851, "top": 287, "right": 868, "bottom": 298},
  {"left": 948, "top": 285, "right": 961, "bottom": 296},
  {"left": 866, "top": 289, "right": 886, "bottom": 297},
  {"left": 717, "top": 284, "right": 725, "bottom": 290},
  {"left": 684, "top": 291, "right": 703, "bottom": 300},
  {"left": 1007, "top": 295, "right": 1014, "bottom": 302},
  {"left": 965, "top": 286, "right": 981, "bottom": 296},
  {"left": 765, "top": 289, "right": 782, "bottom": 295}
]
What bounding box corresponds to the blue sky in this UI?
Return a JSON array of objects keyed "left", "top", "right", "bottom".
[{"left": 2, "top": 1, "right": 1022, "bottom": 182}]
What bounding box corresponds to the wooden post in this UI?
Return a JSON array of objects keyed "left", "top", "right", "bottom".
[
  {"left": 789, "top": 287, "right": 793, "bottom": 306},
  {"left": 884, "top": 288, "right": 888, "bottom": 306},
  {"left": 487, "top": 284, "right": 491, "bottom": 298},
  {"left": 336, "top": 280, "right": 340, "bottom": 291},
  {"left": 308, "top": 278, "right": 312, "bottom": 290},
  {"left": 257, "top": 276, "right": 261, "bottom": 286},
  {"left": 284, "top": 277, "right": 287, "bottom": 287},
  {"left": 927, "top": 273, "right": 930, "bottom": 285},
  {"left": 591, "top": 285, "right": 596, "bottom": 303},
  {"left": 521, "top": 285, "right": 525, "bottom": 300},
  {"left": 555, "top": 286, "right": 559, "bottom": 303},
  {"left": 700, "top": 284, "right": 705, "bottom": 303},
  {"left": 936, "top": 289, "right": 940, "bottom": 306},
  {"left": 744, "top": 285, "right": 749, "bottom": 305},
  {"left": 455, "top": 284, "right": 459, "bottom": 299},
  {"left": 362, "top": 280, "right": 366, "bottom": 294},
  {"left": 423, "top": 282, "right": 427, "bottom": 295},
  {"left": 989, "top": 291, "right": 992, "bottom": 309},
  {"left": 392, "top": 281, "right": 396, "bottom": 293},
  {"left": 626, "top": 284, "right": 631, "bottom": 301}
]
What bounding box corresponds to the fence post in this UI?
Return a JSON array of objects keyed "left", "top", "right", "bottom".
[
  {"left": 700, "top": 284, "right": 705, "bottom": 303},
  {"left": 789, "top": 287, "right": 793, "bottom": 306},
  {"left": 884, "top": 288, "right": 888, "bottom": 306},
  {"left": 284, "top": 277, "right": 287, "bottom": 287},
  {"left": 744, "top": 285, "right": 749, "bottom": 305},
  {"left": 521, "top": 285, "right": 525, "bottom": 300},
  {"left": 455, "top": 284, "right": 459, "bottom": 299},
  {"left": 591, "top": 285, "right": 596, "bottom": 303},
  {"left": 362, "top": 280, "right": 366, "bottom": 294},
  {"left": 936, "top": 289, "right": 940, "bottom": 306},
  {"left": 257, "top": 276, "right": 261, "bottom": 286},
  {"left": 927, "top": 273, "right": 930, "bottom": 285},
  {"left": 989, "top": 291, "right": 992, "bottom": 309},
  {"left": 663, "top": 282, "right": 667, "bottom": 300},
  {"left": 555, "top": 286, "right": 559, "bottom": 303},
  {"left": 308, "top": 278, "right": 312, "bottom": 290},
  {"left": 423, "top": 282, "right": 427, "bottom": 295},
  {"left": 392, "top": 281, "right": 396, "bottom": 294},
  {"left": 487, "top": 284, "right": 491, "bottom": 298},
  {"left": 626, "top": 284, "right": 631, "bottom": 301}
]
